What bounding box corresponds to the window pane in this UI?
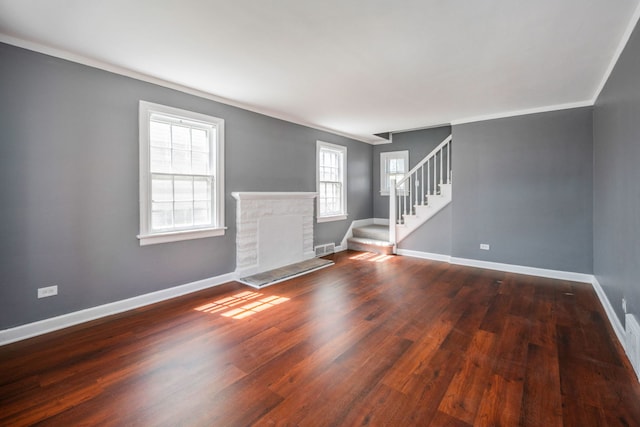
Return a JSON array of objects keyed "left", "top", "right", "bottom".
[
  {"left": 151, "top": 175, "right": 173, "bottom": 202},
  {"left": 319, "top": 183, "right": 328, "bottom": 215},
  {"left": 174, "top": 176, "right": 193, "bottom": 202},
  {"left": 172, "top": 149, "right": 191, "bottom": 173},
  {"left": 150, "top": 121, "right": 171, "bottom": 148},
  {"left": 150, "top": 147, "right": 171, "bottom": 173},
  {"left": 319, "top": 166, "right": 327, "bottom": 182},
  {"left": 194, "top": 201, "right": 211, "bottom": 226},
  {"left": 192, "top": 129, "right": 209, "bottom": 152},
  {"left": 151, "top": 202, "right": 173, "bottom": 230},
  {"left": 172, "top": 125, "right": 191, "bottom": 150},
  {"left": 192, "top": 151, "right": 209, "bottom": 175},
  {"left": 388, "top": 158, "right": 397, "bottom": 173},
  {"left": 194, "top": 177, "right": 210, "bottom": 201},
  {"left": 174, "top": 202, "right": 194, "bottom": 227}
]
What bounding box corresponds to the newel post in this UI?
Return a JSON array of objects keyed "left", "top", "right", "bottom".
[{"left": 389, "top": 183, "right": 397, "bottom": 252}]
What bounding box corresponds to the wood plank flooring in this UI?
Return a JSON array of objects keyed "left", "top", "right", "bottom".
[{"left": 1, "top": 251, "right": 639, "bottom": 426}]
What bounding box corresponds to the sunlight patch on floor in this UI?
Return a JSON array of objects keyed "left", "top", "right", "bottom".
[
  {"left": 195, "top": 291, "right": 289, "bottom": 319},
  {"left": 349, "top": 252, "right": 394, "bottom": 263}
]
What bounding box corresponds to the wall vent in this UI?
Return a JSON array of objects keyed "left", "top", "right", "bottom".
[
  {"left": 625, "top": 313, "right": 640, "bottom": 381},
  {"left": 315, "top": 243, "right": 335, "bottom": 257}
]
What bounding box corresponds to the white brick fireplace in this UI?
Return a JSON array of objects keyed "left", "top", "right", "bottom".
[{"left": 232, "top": 192, "right": 317, "bottom": 277}]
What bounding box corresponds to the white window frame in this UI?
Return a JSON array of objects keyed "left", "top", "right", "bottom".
[
  {"left": 316, "top": 141, "right": 347, "bottom": 223},
  {"left": 138, "top": 101, "right": 225, "bottom": 245},
  {"left": 380, "top": 150, "right": 409, "bottom": 196}
]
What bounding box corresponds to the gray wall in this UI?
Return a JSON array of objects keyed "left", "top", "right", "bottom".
[
  {"left": 372, "top": 126, "right": 451, "bottom": 218},
  {"left": 451, "top": 108, "right": 593, "bottom": 273},
  {"left": 593, "top": 22, "right": 640, "bottom": 325},
  {"left": 0, "top": 43, "right": 372, "bottom": 329},
  {"left": 398, "top": 204, "right": 452, "bottom": 255}
]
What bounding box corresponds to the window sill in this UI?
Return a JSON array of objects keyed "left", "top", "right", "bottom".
[
  {"left": 138, "top": 227, "right": 226, "bottom": 246},
  {"left": 317, "top": 214, "right": 348, "bottom": 223}
]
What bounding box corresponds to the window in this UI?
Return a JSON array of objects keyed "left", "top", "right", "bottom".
[
  {"left": 380, "top": 150, "right": 409, "bottom": 195},
  {"left": 138, "top": 101, "right": 225, "bottom": 245},
  {"left": 316, "top": 141, "right": 347, "bottom": 222}
]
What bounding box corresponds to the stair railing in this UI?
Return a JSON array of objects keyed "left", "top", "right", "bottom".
[{"left": 389, "top": 134, "right": 452, "bottom": 244}]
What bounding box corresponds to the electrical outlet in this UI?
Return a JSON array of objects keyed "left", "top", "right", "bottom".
[
  {"left": 623, "top": 297, "right": 628, "bottom": 314},
  {"left": 480, "top": 243, "right": 490, "bottom": 250},
  {"left": 37, "top": 285, "right": 58, "bottom": 299}
]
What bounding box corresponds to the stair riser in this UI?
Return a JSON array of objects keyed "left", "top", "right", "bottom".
[
  {"left": 352, "top": 228, "right": 390, "bottom": 241},
  {"left": 348, "top": 240, "right": 394, "bottom": 255}
]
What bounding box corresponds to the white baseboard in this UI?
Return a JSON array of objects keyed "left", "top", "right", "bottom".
[
  {"left": 373, "top": 218, "right": 389, "bottom": 225},
  {"left": 591, "top": 276, "right": 626, "bottom": 350},
  {"left": 450, "top": 257, "right": 594, "bottom": 283},
  {"left": 0, "top": 271, "right": 237, "bottom": 346},
  {"left": 396, "top": 249, "right": 451, "bottom": 262}
]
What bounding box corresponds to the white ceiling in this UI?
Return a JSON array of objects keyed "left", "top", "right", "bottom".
[{"left": 1, "top": 0, "right": 639, "bottom": 143}]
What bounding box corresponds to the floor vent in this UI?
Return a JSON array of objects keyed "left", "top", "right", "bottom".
[
  {"left": 315, "top": 243, "right": 335, "bottom": 257},
  {"left": 626, "top": 314, "right": 640, "bottom": 380}
]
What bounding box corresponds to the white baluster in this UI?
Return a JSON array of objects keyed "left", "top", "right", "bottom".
[
  {"left": 440, "top": 148, "right": 443, "bottom": 187},
  {"left": 421, "top": 165, "right": 424, "bottom": 205},
  {"left": 389, "top": 183, "right": 397, "bottom": 240},
  {"left": 410, "top": 175, "right": 413, "bottom": 214},
  {"left": 447, "top": 141, "right": 451, "bottom": 184},
  {"left": 404, "top": 184, "right": 408, "bottom": 216},
  {"left": 427, "top": 159, "right": 430, "bottom": 198}
]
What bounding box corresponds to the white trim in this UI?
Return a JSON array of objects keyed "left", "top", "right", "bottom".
[
  {"left": 138, "top": 227, "right": 226, "bottom": 246},
  {"left": 450, "top": 100, "right": 594, "bottom": 126},
  {"left": 396, "top": 249, "right": 451, "bottom": 262},
  {"left": 370, "top": 139, "right": 393, "bottom": 145},
  {"left": 373, "top": 218, "right": 389, "bottom": 226},
  {"left": 592, "top": 2, "right": 640, "bottom": 102},
  {"left": 450, "top": 257, "right": 593, "bottom": 283},
  {"left": 384, "top": 123, "right": 452, "bottom": 137},
  {"left": 231, "top": 192, "right": 317, "bottom": 200},
  {"left": 138, "top": 101, "right": 225, "bottom": 245},
  {"left": 316, "top": 141, "right": 348, "bottom": 221},
  {"left": 397, "top": 250, "right": 592, "bottom": 282},
  {"left": 0, "top": 271, "right": 237, "bottom": 346},
  {"left": 591, "top": 276, "right": 626, "bottom": 350},
  {"left": 0, "top": 34, "right": 381, "bottom": 145}
]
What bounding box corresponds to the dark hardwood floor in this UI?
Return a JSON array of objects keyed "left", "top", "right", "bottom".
[{"left": 1, "top": 251, "right": 639, "bottom": 426}]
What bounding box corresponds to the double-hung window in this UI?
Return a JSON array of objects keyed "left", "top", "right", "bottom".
[
  {"left": 380, "top": 150, "right": 409, "bottom": 195},
  {"left": 316, "top": 141, "right": 347, "bottom": 222},
  {"left": 138, "top": 101, "right": 225, "bottom": 245}
]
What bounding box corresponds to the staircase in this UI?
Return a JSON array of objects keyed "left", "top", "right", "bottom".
[
  {"left": 389, "top": 135, "right": 453, "bottom": 249},
  {"left": 347, "top": 224, "right": 394, "bottom": 255},
  {"left": 347, "top": 134, "right": 452, "bottom": 256}
]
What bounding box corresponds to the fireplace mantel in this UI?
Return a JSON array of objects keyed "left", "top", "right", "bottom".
[{"left": 232, "top": 192, "right": 317, "bottom": 200}]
